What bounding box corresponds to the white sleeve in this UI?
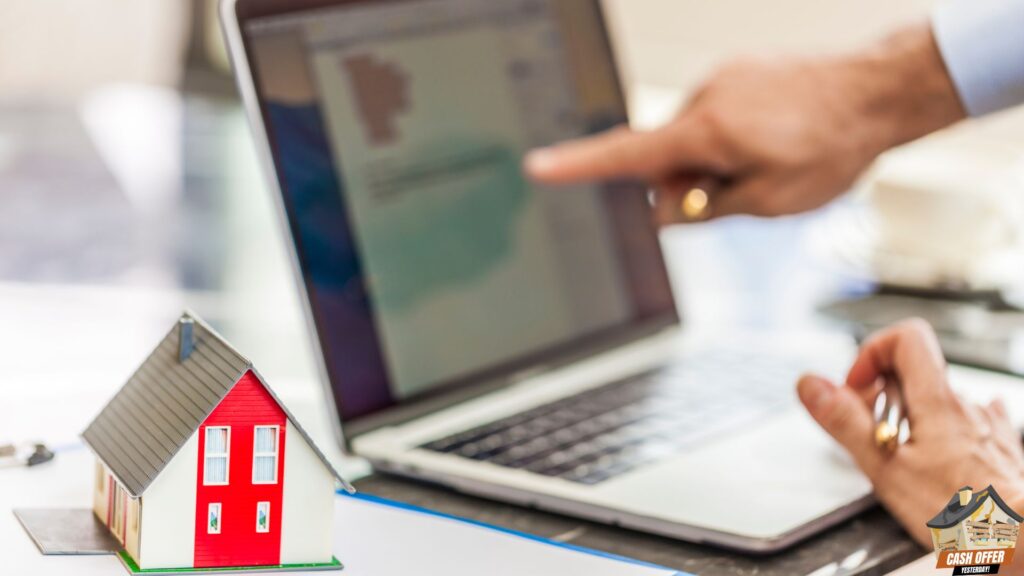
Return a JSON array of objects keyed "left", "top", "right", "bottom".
[{"left": 932, "top": 0, "right": 1024, "bottom": 116}]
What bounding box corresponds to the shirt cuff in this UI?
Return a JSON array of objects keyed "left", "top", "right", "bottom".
[{"left": 932, "top": 0, "right": 1024, "bottom": 116}]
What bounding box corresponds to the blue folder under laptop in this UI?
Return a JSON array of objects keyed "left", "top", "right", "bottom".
[{"left": 335, "top": 491, "right": 689, "bottom": 576}]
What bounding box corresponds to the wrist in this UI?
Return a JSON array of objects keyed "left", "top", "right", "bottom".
[{"left": 843, "top": 22, "right": 966, "bottom": 155}]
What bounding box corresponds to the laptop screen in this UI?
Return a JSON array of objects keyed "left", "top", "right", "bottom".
[{"left": 240, "top": 0, "right": 676, "bottom": 424}]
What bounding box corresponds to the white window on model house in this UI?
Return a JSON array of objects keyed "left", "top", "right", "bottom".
[
  {"left": 204, "top": 427, "right": 230, "bottom": 485},
  {"left": 256, "top": 501, "right": 270, "bottom": 533},
  {"left": 95, "top": 461, "right": 104, "bottom": 494},
  {"left": 252, "top": 426, "right": 279, "bottom": 484},
  {"left": 208, "top": 503, "right": 222, "bottom": 534},
  {"left": 111, "top": 483, "right": 126, "bottom": 541},
  {"left": 130, "top": 499, "right": 139, "bottom": 533}
]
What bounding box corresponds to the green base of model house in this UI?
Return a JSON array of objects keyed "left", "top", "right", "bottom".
[{"left": 118, "top": 550, "right": 344, "bottom": 575}]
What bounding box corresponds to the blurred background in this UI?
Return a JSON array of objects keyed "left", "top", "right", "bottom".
[{"left": 3, "top": 0, "right": 1024, "bottom": 474}]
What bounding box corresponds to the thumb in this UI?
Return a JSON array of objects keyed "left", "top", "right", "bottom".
[{"left": 798, "top": 374, "right": 883, "bottom": 479}]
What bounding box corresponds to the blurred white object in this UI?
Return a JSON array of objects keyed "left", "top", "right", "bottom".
[
  {"left": 604, "top": 0, "right": 936, "bottom": 91},
  {"left": 79, "top": 84, "right": 183, "bottom": 214},
  {"left": 0, "top": 132, "right": 14, "bottom": 171},
  {"left": 871, "top": 144, "right": 1024, "bottom": 267},
  {"left": 0, "top": 1, "right": 189, "bottom": 98},
  {"left": 816, "top": 140, "right": 1024, "bottom": 291}
]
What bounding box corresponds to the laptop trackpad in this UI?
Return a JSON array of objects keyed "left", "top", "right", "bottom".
[{"left": 595, "top": 409, "right": 873, "bottom": 540}]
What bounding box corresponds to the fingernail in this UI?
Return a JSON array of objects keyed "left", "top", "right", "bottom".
[
  {"left": 524, "top": 149, "right": 555, "bottom": 175},
  {"left": 798, "top": 376, "right": 835, "bottom": 412}
]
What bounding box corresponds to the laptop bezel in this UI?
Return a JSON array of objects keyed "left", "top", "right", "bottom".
[{"left": 220, "top": 0, "right": 680, "bottom": 451}]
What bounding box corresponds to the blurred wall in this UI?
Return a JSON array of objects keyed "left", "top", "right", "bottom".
[
  {"left": 2, "top": 0, "right": 1020, "bottom": 138},
  {"left": 0, "top": 0, "right": 189, "bottom": 98},
  {"left": 607, "top": 0, "right": 1024, "bottom": 144},
  {"left": 605, "top": 0, "right": 936, "bottom": 90},
  {"left": 0, "top": 0, "right": 938, "bottom": 99}
]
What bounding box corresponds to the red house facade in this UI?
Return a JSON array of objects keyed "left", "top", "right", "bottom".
[{"left": 194, "top": 372, "right": 288, "bottom": 568}]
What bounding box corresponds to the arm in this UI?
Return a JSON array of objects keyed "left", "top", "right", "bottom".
[{"left": 524, "top": 11, "right": 1013, "bottom": 221}]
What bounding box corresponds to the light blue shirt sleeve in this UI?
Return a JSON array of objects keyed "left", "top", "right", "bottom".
[{"left": 932, "top": 0, "right": 1024, "bottom": 116}]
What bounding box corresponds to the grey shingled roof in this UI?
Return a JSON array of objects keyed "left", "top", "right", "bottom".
[
  {"left": 82, "top": 311, "right": 353, "bottom": 497},
  {"left": 927, "top": 485, "right": 1024, "bottom": 529}
]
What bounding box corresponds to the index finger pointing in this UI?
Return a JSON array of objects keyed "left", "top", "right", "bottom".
[
  {"left": 525, "top": 115, "right": 724, "bottom": 185},
  {"left": 524, "top": 125, "right": 681, "bottom": 184}
]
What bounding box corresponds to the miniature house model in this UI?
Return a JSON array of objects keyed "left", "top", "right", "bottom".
[
  {"left": 82, "top": 313, "right": 350, "bottom": 572},
  {"left": 929, "top": 486, "right": 1022, "bottom": 554}
]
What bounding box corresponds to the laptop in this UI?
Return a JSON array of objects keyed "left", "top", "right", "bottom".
[{"left": 220, "top": 0, "right": 875, "bottom": 552}]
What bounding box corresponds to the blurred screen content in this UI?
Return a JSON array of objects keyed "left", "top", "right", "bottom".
[{"left": 246, "top": 0, "right": 674, "bottom": 419}]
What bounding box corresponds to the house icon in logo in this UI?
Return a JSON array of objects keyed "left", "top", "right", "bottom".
[{"left": 929, "top": 486, "right": 1022, "bottom": 571}]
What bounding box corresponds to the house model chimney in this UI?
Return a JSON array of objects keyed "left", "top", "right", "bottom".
[
  {"left": 179, "top": 317, "right": 195, "bottom": 362},
  {"left": 959, "top": 487, "right": 973, "bottom": 507}
]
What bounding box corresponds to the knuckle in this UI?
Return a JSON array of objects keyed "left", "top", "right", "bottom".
[
  {"left": 898, "top": 316, "right": 946, "bottom": 362},
  {"left": 692, "top": 107, "right": 727, "bottom": 135},
  {"left": 946, "top": 394, "right": 968, "bottom": 416},
  {"left": 874, "top": 453, "right": 902, "bottom": 481},
  {"left": 897, "top": 317, "right": 934, "bottom": 339},
  {"left": 743, "top": 191, "right": 780, "bottom": 217},
  {"left": 717, "top": 56, "right": 758, "bottom": 77},
  {"left": 824, "top": 402, "right": 854, "bottom": 435},
  {"left": 756, "top": 194, "right": 786, "bottom": 217},
  {"left": 610, "top": 123, "right": 631, "bottom": 134}
]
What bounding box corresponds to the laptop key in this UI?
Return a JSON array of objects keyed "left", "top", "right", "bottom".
[{"left": 420, "top": 351, "right": 808, "bottom": 485}]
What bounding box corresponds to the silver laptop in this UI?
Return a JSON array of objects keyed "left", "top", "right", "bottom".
[{"left": 220, "top": 0, "right": 875, "bottom": 552}]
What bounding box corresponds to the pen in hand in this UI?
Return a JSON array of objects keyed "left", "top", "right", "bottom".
[{"left": 874, "top": 376, "right": 906, "bottom": 454}]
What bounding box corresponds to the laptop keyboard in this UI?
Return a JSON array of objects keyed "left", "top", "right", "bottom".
[{"left": 420, "top": 350, "right": 806, "bottom": 485}]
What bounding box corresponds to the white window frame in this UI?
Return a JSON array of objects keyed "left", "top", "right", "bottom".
[
  {"left": 208, "top": 503, "right": 222, "bottom": 535},
  {"left": 252, "top": 425, "right": 279, "bottom": 485},
  {"left": 203, "top": 426, "right": 231, "bottom": 486},
  {"left": 130, "top": 498, "right": 139, "bottom": 533},
  {"left": 256, "top": 501, "right": 271, "bottom": 533},
  {"left": 112, "top": 482, "right": 126, "bottom": 542},
  {"left": 95, "top": 461, "right": 105, "bottom": 493}
]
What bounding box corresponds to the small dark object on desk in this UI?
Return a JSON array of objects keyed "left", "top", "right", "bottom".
[
  {"left": 0, "top": 442, "right": 55, "bottom": 468},
  {"left": 28, "top": 444, "right": 55, "bottom": 466}
]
